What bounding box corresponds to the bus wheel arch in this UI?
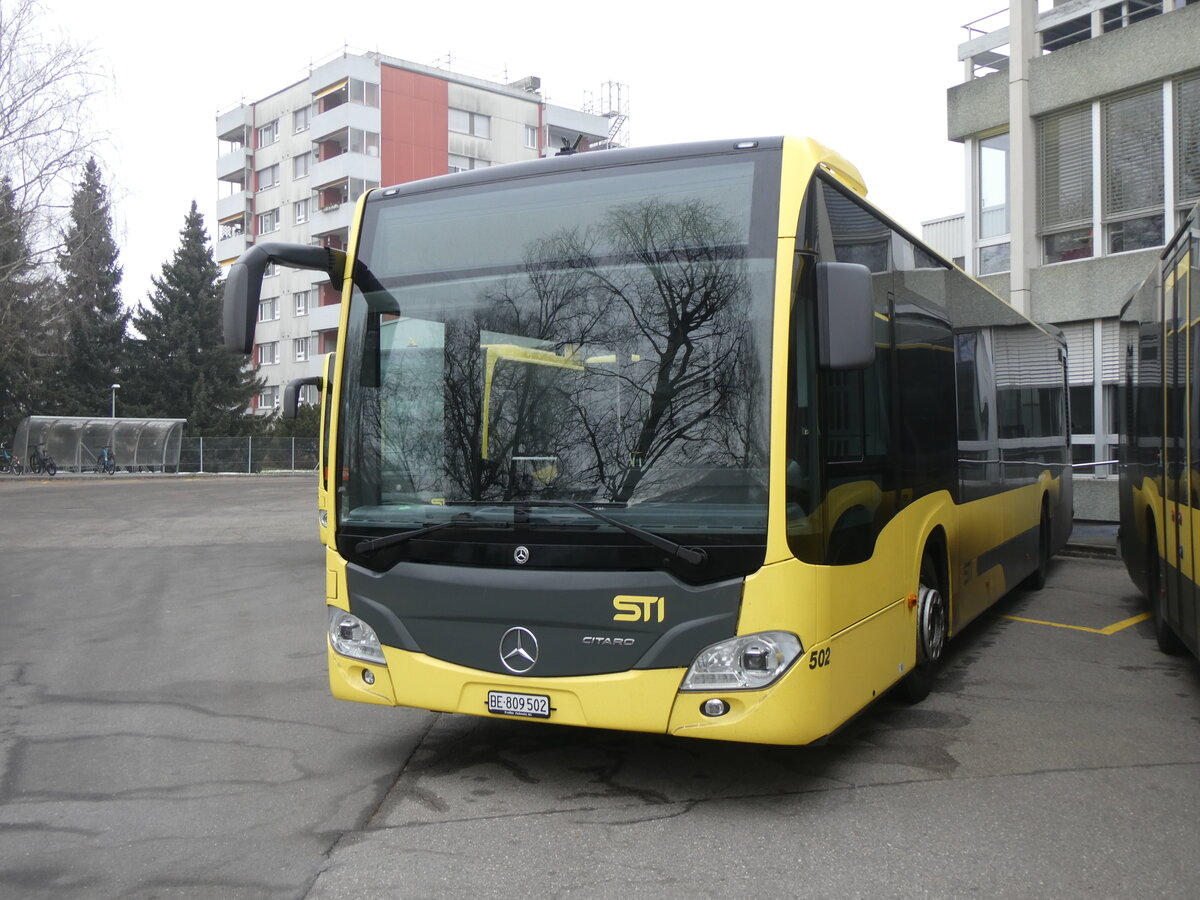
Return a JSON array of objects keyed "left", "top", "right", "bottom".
[{"left": 897, "top": 530, "right": 948, "bottom": 704}]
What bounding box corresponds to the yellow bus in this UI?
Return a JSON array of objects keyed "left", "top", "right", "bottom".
[
  {"left": 225, "top": 137, "right": 1072, "bottom": 745},
  {"left": 1118, "top": 204, "right": 1200, "bottom": 658}
]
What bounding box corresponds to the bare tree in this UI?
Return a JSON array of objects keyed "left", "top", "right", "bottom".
[{"left": 0, "top": 0, "right": 105, "bottom": 282}]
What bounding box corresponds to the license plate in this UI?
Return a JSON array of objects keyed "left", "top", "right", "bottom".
[{"left": 487, "top": 690, "right": 550, "bottom": 719}]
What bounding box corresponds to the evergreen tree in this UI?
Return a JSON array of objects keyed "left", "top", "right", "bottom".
[
  {"left": 126, "top": 202, "right": 262, "bottom": 435},
  {"left": 0, "top": 176, "right": 60, "bottom": 439},
  {"left": 56, "top": 157, "right": 128, "bottom": 416}
]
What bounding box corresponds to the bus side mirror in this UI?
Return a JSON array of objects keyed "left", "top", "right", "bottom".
[
  {"left": 816, "top": 261, "right": 875, "bottom": 370},
  {"left": 283, "top": 375, "right": 324, "bottom": 420},
  {"left": 223, "top": 242, "right": 347, "bottom": 354}
]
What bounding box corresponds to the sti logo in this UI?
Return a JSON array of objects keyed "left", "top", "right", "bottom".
[{"left": 612, "top": 595, "right": 665, "bottom": 623}]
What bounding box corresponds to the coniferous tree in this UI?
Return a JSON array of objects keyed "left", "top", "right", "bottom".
[
  {"left": 56, "top": 157, "right": 128, "bottom": 416},
  {"left": 0, "top": 176, "right": 60, "bottom": 439},
  {"left": 126, "top": 202, "right": 262, "bottom": 434}
]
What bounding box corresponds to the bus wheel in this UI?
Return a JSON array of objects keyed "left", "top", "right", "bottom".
[
  {"left": 1148, "top": 535, "right": 1185, "bottom": 655},
  {"left": 1023, "top": 506, "right": 1051, "bottom": 591},
  {"left": 898, "top": 555, "right": 946, "bottom": 704}
]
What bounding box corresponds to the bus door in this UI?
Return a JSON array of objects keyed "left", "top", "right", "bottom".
[{"left": 1163, "top": 242, "right": 1193, "bottom": 616}]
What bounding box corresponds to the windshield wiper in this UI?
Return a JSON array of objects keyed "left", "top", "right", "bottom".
[
  {"left": 443, "top": 499, "right": 707, "bottom": 567},
  {"left": 354, "top": 512, "right": 488, "bottom": 554}
]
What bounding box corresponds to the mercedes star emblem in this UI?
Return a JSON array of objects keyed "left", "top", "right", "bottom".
[
  {"left": 514, "top": 545, "right": 530, "bottom": 565},
  {"left": 499, "top": 626, "right": 538, "bottom": 673}
]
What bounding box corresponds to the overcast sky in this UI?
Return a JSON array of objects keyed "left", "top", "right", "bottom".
[{"left": 38, "top": 0, "right": 1005, "bottom": 306}]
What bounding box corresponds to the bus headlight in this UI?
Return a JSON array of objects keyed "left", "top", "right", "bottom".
[
  {"left": 328, "top": 609, "right": 386, "bottom": 665},
  {"left": 680, "top": 631, "right": 802, "bottom": 691}
]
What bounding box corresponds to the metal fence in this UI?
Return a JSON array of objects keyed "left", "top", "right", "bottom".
[{"left": 177, "top": 437, "right": 319, "bottom": 474}]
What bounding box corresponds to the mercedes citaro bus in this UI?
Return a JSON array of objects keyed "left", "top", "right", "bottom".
[
  {"left": 225, "top": 137, "right": 1071, "bottom": 745},
  {"left": 1118, "top": 202, "right": 1200, "bottom": 659}
]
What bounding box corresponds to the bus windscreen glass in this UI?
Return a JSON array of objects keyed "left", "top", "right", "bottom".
[{"left": 339, "top": 156, "right": 776, "bottom": 559}]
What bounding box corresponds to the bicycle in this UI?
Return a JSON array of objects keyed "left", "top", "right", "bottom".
[
  {"left": 0, "top": 443, "right": 22, "bottom": 475},
  {"left": 97, "top": 446, "right": 116, "bottom": 475},
  {"left": 28, "top": 442, "right": 57, "bottom": 476}
]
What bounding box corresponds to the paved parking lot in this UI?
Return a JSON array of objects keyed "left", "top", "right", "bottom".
[{"left": 1, "top": 476, "right": 1197, "bottom": 898}]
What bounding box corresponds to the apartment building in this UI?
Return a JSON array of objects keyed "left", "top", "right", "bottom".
[
  {"left": 215, "top": 52, "right": 622, "bottom": 412},
  {"left": 924, "top": 0, "right": 1200, "bottom": 520}
]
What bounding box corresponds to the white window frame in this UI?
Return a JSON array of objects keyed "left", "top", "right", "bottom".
[
  {"left": 449, "top": 108, "right": 491, "bottom": 139},
  {"left": 293, "top": 152, "right": 311, "bottom": 180},
  {"left": 257, "top": 209, "right": 280, "bottom": 234},
  {"left": 295, "top": 337, "right": 310, "bottom": 362},
  {"left": 257, "top": 342, "right": 280, "bottom": 366},
  {"left": 257, "top": 297, "right": 279, "bottom": 322},
  {"left": 258, "top": 386, "right": 279, "bottom": 410},
  {"left": 256, "top": 163, "right": 279, "bottom": 192},
  {"left": 257, "top": 120, "right": 278, "bottom": 147},
  {"left": 294, "top": 290, "right": 310, "bottom": 317},
  {"left": 294, "top": 198, "right": 309, "bottom": 225},
  {"left": 293, "top": 105, "right": 311, "bottom": 133}
]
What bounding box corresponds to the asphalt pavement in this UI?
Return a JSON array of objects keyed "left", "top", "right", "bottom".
[{"left": 0, "top": 475, "right": 1196, "bottom": 899}]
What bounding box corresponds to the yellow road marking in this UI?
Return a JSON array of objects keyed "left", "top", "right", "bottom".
[{"left": 1001, "top": 612, "right": 1151, "bottom": 635}]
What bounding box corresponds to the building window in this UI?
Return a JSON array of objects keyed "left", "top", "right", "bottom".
[
  {"left": 449, "top": 108, "right": 491, "bottom": 139},
  {"left": 295, "top": 337, "right": 310, "bottom": 362},
  {"left": 293, "top": 152, "right": 311, "bottom": 180},
  {"left": 264, "top": 261, "right": 278, "bottom": 278},
  {"left": 293, "top": 105, "right": 310, "bottom": 133},
  {"left": 1104, "top": 87, "right": 1163, "bottom": 253},
  {"left": 294, "top": 290, "right": 310, "bottom": 317},
  {"left": 257, "top": 342, "right": 279, "bottom": 366},
  {"left": 257, "top": 120, "right": 278, "bottom": 147},
  {"left": 977, "top": 133, "right": 1010, "bottom": 274},
  {"left": 256, "top": 163, "right": 279, "bottom": 192},
  {"left": 524, "top": 124, "right": 538, "bottom": 150},
  {"left": 257, "top": 298, "right": 278, "bottom": 322},
  {"left": 1039, "top": 106, "right": 1094, "bottom": 263},
  {"left": 257, "top": 386, "right": 279, "bottom": 410},
  {"left": 1176, "top": 73, "right": 1200, "bottom": 216},
  {"left": 294, "top": 198, "right": 309, "bottom": 225},
  {"left": 257, "top": 209, "right": 280, "bottom": 234},
  {"left": 1062, "top": 319, "right": 1120, "bottom": 477},
  {"left": 349, "top": 79, "right": 380, "bottom": 108},
  {"left": 448, "top": 154, "right": 491, "bottom": 174}
]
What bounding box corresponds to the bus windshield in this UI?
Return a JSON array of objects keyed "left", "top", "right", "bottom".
[{"left": 339, "top": 154, "right": 777, "bottom": 561}]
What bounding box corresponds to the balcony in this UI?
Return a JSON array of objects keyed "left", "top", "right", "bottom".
[
  {"left": 958, "top": 0, "right": 1169, "bottom": 80},
  {"left": 216, "top": 190, "right": 250, "bottom": 222},
  {"left": 310, "top": 301, "right": 341, "bottom": 333},
  {"left": 216, "top": 104, "right": 252, "bottom": 143},
  {"left": 310, "top": 100, "right": 380, "bottom": 145},
  {"left": 216, "top": 147, "right": 251, "bottom": 184},
  {"left": 309, "top": 151, "right": 380, "bottom": 191},
  {"left": 215, "top": 232, "right": 250, "bottom": 265}
]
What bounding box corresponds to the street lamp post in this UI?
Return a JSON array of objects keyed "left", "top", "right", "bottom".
[{"left": 110, "top": 383, "right": 121, "bottom": 418}]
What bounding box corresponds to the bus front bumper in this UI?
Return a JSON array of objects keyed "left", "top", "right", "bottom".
[{"left": 327, "top": 640, "right": 833, "bottom": 746}]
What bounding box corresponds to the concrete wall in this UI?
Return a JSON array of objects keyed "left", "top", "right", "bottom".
[{"left": 948, "top": 3, "right": 1200, "bottom": 141}]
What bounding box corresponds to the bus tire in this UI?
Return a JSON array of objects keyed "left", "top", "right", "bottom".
[
  {"left": 1023, "top": 505, "right": 1051, "bottom": 591},
  {"left": 1147, "top": 530, "right": 1185, "bottom": 655},
  {"left": 897, "top": 553, "right": 946, "bottom": 704}
]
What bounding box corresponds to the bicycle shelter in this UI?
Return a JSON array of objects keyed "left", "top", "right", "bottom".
[{"left": 13, "top": 416, "right": 187, "bottom": 473}]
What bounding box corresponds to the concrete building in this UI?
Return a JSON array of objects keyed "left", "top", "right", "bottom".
[
  {"left": 215, "top": 52, "right": 625, "bottom": 412},
  {"left": 924, "top": 0, "right": 1200, "bottom": 521}
]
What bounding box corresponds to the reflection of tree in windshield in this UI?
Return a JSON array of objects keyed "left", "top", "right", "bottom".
[{"left": 436, "top": 197, "right": 764, "bottom": 505}]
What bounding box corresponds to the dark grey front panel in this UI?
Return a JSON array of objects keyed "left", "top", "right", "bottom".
[{"left": 346, "top": 561, "right": 743, "bottom": 677}]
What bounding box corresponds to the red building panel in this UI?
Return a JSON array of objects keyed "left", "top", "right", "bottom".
[{"left": 380, "top": 67, "right": 448, "bottom": 187}]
